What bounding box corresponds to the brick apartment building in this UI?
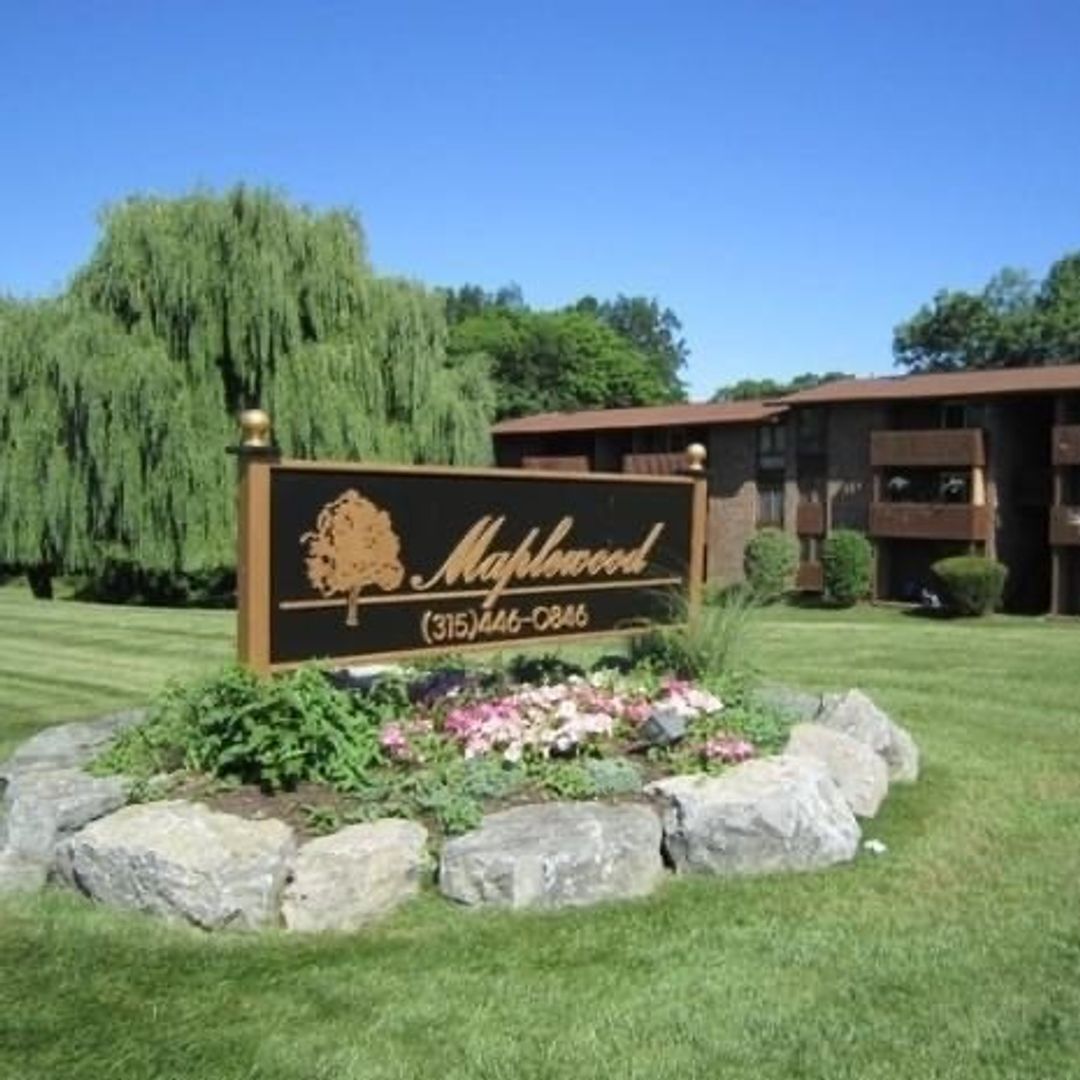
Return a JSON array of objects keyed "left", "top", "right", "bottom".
[{"left": 491, "top": 365, "right": 1080, "bottom": 615}]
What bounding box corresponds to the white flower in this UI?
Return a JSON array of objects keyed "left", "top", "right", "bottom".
[{"left": 863, "top": 839, "right": 887, "bottom": 856}]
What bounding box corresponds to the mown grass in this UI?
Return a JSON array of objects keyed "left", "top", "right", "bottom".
[
  {"left": 0, "top": 582, "right": 232, "bottom": 758},
  {"left": 2, "top": 592, "right": 1080, "bottom": 1079}
]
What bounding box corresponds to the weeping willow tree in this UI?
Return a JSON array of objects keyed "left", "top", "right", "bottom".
[{"left": 0, "top": 187, "right": 495, "bottom": 589}]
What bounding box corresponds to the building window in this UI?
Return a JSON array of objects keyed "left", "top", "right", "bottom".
[
  {"left": 796, "top": 409, "right": 826, "bottom": 455},
  {"left": 941, "top": 401, "right": 983, "bottom": 429},
  {"left": 798, "top": 474, "right": 825, "bottom": 503},
  {"left": 758, "top": 482, "right": 785, "bottom": 527},
  {"left": 757, "top": 423, "right": 786, "bottom": 471},
  {"left": 631, "top": 427, "right": 686, "bottom": 454}
]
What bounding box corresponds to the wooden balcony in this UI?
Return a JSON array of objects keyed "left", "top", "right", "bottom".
[
  {"left": 869, "top": 502, "right": 991, "bottom": 542},
  {"left": 1052, "top": 425, "right": 1080, "bottom": 467},
  {"left": 522, "top": 455, "right": 590, "bottom": 473},
  {"left": 795, "top": 561, "right": 824, "bottom": 592},
  {"left": 870, "top": 428, "right": 985, "bottom": 469},
  {"left": 795, "top": 502, "right": 826, "bottom": 536},
  {"left": 621, "top": 452, "right": 683, "bottom": 476},
  {"left": 1050, "top": 506, "right": 1080, "bottom": 547}
]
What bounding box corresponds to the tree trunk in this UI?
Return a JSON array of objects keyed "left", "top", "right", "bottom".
[
  {"left": 346, "top": 587, "right": 360, "bottom": 626},
  {"left": 27, "top": 565, "right": 54, "bottom": 599}
]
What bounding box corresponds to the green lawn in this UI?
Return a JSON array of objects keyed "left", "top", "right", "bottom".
[
  {"left": 0, "top": 583, "right": 232, "bottom": 758},
  {"left": 3, "top": 592, "right": 1080, "bottom": 1079}
]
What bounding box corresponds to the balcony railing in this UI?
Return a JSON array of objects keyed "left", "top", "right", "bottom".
[
  {"left": 869, "top": 502, "right": 991, "bottom": 542},
  {"left": 621, "top": 452, "right": 684, "bottom": 476},
  {"left": 795, "top": 562, "right": 824, "bottom": 592},
  {"left": 795, "top": 502, "right": 826, "bottom": 536},
  {"left": 1052, "top": 425, "right": 1080, "bottom": 467},
  {"left": 522, "top": 455, "right": 590, "bottom": 473},
  {"left": 870, "top": 428, "right": 985, "bottom": 469},
  {"left": 1050, "top": 506, "right": 1080, "bottom": 547}
]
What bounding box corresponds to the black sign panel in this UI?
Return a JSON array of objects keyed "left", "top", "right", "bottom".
[{"left": 264, "top": 463, "right": 696, "bottom": 666}]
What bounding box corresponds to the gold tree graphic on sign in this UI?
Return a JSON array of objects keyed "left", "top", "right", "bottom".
[{"left": 301, "top": 490, "right": 405, "bottom": 627}]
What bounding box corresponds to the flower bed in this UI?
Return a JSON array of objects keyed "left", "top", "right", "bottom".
[{"left": 94, "top": 656, "right": 793, "bottom": 837}]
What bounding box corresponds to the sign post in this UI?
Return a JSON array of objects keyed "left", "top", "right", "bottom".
[
  {"left": 234, "top": 409, "right": 278, "bottom": 673},
  {"left": 235, "top": 412, "right": 708, "bottom": 673}
]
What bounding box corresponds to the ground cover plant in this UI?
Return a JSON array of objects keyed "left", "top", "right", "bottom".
[{"left": 3, "top": 587, "right": 1080, "bottom": 1079}]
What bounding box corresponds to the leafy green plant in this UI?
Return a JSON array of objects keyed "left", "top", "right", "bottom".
[
  {"left": 536, "top": 760, "right": 600, "bottom": 800},
  {"left": 96, "top": 665, "right": 396, "bottom": 792},
  {"left": 931, "top": 555, "right": 1008, "bottom": 616},
  {"left": 507, "top": 653, "right": 586, "bottom": 686},
  {"left": 343, "top": 757, "right": 528, "bottom": 836},
  {"left": 743, "top": 528, "right": 797, "bottom": 603},
  {"left": 580, "top": 758, "right": 643, "bottom": 796},
  {"left": 822, "top": 529, "right": 874, "bottom": 607}
]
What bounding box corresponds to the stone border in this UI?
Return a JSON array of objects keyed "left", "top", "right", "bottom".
[{"left": 0, "top": 688, "right": 919, "bottom": 930}]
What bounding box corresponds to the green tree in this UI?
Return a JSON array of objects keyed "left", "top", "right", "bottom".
[
  {"left": 710, "top": 371, "right": 851, "bottom": 402},
  {"left": 893, "top": 255, "right": 1080, "bottom": 372},
  {"left": 0, "top": 187, "right": 495, "bottom": 591},
  {"left": 448, "top": 305, "right": 671, "bottom": 419},
  {"left": 573, "top": 294, "right": 688, "bottom": 401}
]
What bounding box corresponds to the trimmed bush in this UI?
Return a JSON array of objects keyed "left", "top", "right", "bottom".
[
  {"left": 822, "top": 530, "right": 874, "bottom": 607},
  {"left": 743, "top": 528, "right": 797, "bottom": 603},
  {"left": 931, "top": 555, "right": 1007, "bottom": 616}
]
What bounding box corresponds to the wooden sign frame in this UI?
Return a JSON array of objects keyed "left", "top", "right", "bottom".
[{"left": 236, "top": 434, "right": 707, "bottom": 674}]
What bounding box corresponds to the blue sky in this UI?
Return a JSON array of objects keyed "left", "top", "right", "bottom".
[{"left": 3, "top": 1, "right": 1079, "bottom": 398}]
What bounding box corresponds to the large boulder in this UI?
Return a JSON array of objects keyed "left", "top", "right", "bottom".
[
  {"left": 0, "top": 711, "right": 146, "bottom": 782},
  {"left": 784, "top": 723, "right": 889, "bottom": 818},
  {"left": 439, "top": 802, "right": 664, "bottom": 910},
  {"left": 0, "top": 768, "right": 128, "bottom": 861},
  {"left": 56, "top": 801, "right": 295, "bottom": 930},
  {"left": 817, "top": 690, "right": 919, "bottom": 782},
  {"left": 0, "top": 853, "right": 48, "bottom": 894},
  {"left": 647, "top": 756, "right": 860, "bottom": 876},
  {"left": 282, "top": 819, "right": 428, "bottom": 932}
]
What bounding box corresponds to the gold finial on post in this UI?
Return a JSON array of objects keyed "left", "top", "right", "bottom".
[
  {"left": 239, "top": 408, "right": 272, "bottom": 450},
  {"left": 685, "top": 442, "right": 707, "bottom": 475}
]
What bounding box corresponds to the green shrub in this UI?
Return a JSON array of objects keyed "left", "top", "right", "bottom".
[
  {"left": 95, "top": 665, "right": 400, "bottom": 791},
  {"left": 931, "top": 555, "right": 1008, "bottom": 616},
  {"left": 822, "top": 530, "right": 874, "bottom": 606},
  {"left": 743, "top": 528, "right": 797, "bottom": 603}
]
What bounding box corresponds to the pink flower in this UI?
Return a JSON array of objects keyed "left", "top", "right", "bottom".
[
  {"left": 701, "top": 736, "right": 755, "bottom": 765},
  {"left": 379, "top": 723, "right": 413, "bottom": 761}
]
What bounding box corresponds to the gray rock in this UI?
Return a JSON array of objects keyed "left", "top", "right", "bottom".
[
  {"left": 0, "top": 710, "right": 146, "bottom": 782},
  {"left": 754, "top": 684, "right": 824, "bottom": 724},
  {"left": 641, "top": 706, "right": 687, "bottom": 747},
  {"left": 784, "top": 723, "right": 889, "bottom": 818},
  {"left": 56, "top": 801, "right": 295, "bottom": 930},
  {"left": 282, "top": 819, "right": 428, "bottom": 932},
  {"left": 439, "top": 802, "right": 664, "bottom": 910},
  {"left": 0, "top": 853, "right": 48, "bottom": 894},
  {"left": 0, "top": 768, "right": 128, "bottom": 860},
  {"left": 647, "top": 756, "right": 860, "bottom": 876},
  {"left": 817, "top": 690, "right": 919, "bottom": 782}
]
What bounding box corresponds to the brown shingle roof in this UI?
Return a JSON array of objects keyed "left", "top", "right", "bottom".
[
  {"left": 777, "top": 364, "right": 1080, "bottom": 405},
  {"left": 491, "top": 400, "right": 787, "bottom": 436}
]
